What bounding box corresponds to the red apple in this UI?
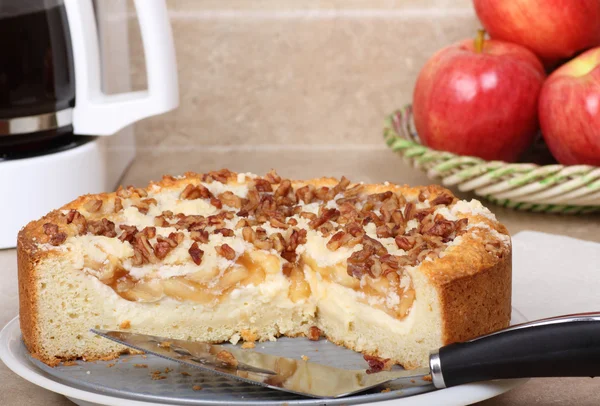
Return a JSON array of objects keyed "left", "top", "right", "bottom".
[
  {"left": 412, "top": 33, "right": 545, "bottom": 162},
  {"left": 539, "top": 47, "right": 600, "bottom": 165},
  {"left": 474, "top": 0, "right": 600, "bottom": 68}
]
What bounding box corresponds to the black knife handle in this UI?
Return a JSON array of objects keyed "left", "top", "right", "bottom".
[{"left": 434, "top": 316, "right": 600, "bottom": 388}]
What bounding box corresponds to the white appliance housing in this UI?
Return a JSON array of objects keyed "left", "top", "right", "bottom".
[{"left": 0, "top": 0, "right": 179, "bottom": 249}]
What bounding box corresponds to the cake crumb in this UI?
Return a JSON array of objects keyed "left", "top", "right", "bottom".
[
  {"left": 141, "top": 355, "right": 147, "bottom": 359},
  {"left": 307, "top": 326, "right": 322, "bottom": 341},
  {"left": 241, "top": 342, "right": 256, "bottom": 349},
  {"left": 119, "top": 320, "right": 131, "bottom": 329},
  {"left": 216, "top": 350, "right": 238, "bottom": 367},
  {"left": 62, "top": 361, "right": 78, "bottom": 366},
  {"left": 181, "top": 371, "right": 191, "bottom": 377},
  {"left": 164, "top": 367, "right": 173, "bottom": 374},
  {"left": 134, "top": 364, "right": 148, "bottom": 368},
  {"left": 422, "top": 375, "right": 432, "bottom": 382},
  {"left": 151, "top": 370, "right": 166, "bottom": 380},
  {"left": 381, "top": 388, "right": 391, "bottom": 393},
  {"left": 240, "top": 329, "right": 258, "bottom": 342},
  {"left": 159, "top": 341, "right": 172, "bottom": 349},
  {"left": 107, "top": 363, "right": 116, "bottom": 368},
  {"left": 301, "top": 355, "right": 309, "bottom": 361},
  {"left": 192, "top": 385, "right": 203, "bottom": 391}
]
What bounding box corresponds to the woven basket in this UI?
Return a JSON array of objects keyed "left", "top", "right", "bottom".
[{"left": 384, "top": 105, "right": 600, "bottom": 214}]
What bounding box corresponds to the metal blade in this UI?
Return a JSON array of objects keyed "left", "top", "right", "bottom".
[{"left": 91, "top": 329, "right": 430, "bottom": 398}]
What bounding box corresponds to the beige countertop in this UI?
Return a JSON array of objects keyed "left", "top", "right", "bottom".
[{"left": 2, "top": 148, "right": 600, "bottom": 405}]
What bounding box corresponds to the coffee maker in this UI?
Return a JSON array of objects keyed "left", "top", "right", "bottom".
[{"left": 0, "top": 0, "right": 179, "bottom": 248}]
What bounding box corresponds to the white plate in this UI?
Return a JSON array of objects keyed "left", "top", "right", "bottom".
[{"left": 0, "top": 312, "right": 528, "bottom": 406}]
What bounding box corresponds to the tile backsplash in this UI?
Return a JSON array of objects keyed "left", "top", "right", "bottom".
[{"left": 126, "top": 0, "right": 478, "bottom": 150}]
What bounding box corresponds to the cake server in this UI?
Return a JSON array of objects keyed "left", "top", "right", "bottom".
[{"left": 91, "top": 312, "right": 600, "bottom": 399}]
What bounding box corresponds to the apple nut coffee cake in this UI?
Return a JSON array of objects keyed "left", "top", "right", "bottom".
[{"left": 18, "top": 169, "right": 511, "bottom": 369}]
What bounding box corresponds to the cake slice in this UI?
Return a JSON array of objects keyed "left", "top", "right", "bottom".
[{"left": 18, "top": 169, "right": 511, "bottom": 369}]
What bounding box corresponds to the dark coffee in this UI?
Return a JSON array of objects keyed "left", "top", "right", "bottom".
[{"left": 0, "top": 1, "right": 75, "bottom": 119}]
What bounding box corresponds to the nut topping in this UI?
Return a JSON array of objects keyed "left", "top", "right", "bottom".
[
  {"left": 43, "top": 223, "right": 67, "bottom": 246},
  {"left": 308, "top": 326, "right": 322, "bottom": 341},
  {"left": 188, "top": 242, "right": 204, "bottom": 265},
  {"left": 114, "top": 197, "right": 123, "bottom": 213},
  {"left": 264, "top": 169, "right": 281, "bottom": 184},
  {"left": 190, "top": 230, "right": 210, "bottom": 243},
  {"left": 215, "top": 228, "right": 234, "bottom": 237},
  {"left": 215, "top": 244, "right": 236, "bottom": 260},
  {"left": 180, "top": 183, "right": 213, "bottom": 200},
  {"left": 87, "top": 218, "right": 117, "bottom": 237},
  {"left": 66, "top": 210, "right": 87, "bottom": 235},
  {"left": 218, "top": 191, "right": 243, "bottom": 209},
  {"left": 83, "top": 199, "right": 103, "bottom": 213}
]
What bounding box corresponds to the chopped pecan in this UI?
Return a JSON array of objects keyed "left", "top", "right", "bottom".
[
  {"left": 117, "top": 185, "right": 148, "bottom": 199},
  {"left": 422, "top": 215, "right": 455, "bottom": 238},
  {"left": 154, "top": 215, "right": 170, "bottom": 227},
  {"left": 210, "top": 198, "right": 223, "bottom": 209},
  {"left": 318, "top": 221, "right": 335, "bottom": 237},
  {"left": 238, "top": 189, "right": 260, "bottom": 217},
  {"left": 43, "top": 223, "right": 67, "bottom": 245},
  {"left": 154, "top": 233, "right": 178, "bottom": 259},
  {"left": 368, "top": 191, "right": 393, "bottom": 203},
  {"left": 362, "top": 235, "right": 387, "bottom": 256},
  {"left": 215, "top": 244, "right": 236, "bottom": 260},
  {"left": 415, "top": 208, "right": 435, "bottom": 222},
  {"left": 343, "top": 184, "right": 364, "bottom": 198},
  {"left": 326, "top": 231, "right": 349, "bottom": 251},
  {"left": 274, "top": 179, "right": 292, "bottom": 199},
  {"left": 218, "top": 191, "right": 243, "bottom": 209},
  {"left": 139, "top": 226, "right": 156, "bottom": 239},
  {"left": 295, "top": 185, "right": 315, "bottom": 204},
  {"left": 133, "top": 198, "right": 157, "bottom": 215},
  {"left": 269, "top": 233, "right": 286, "bottom": 253},
  {"left": 376, "top": 225, "right": 392, "bottom": 238},
  {"left": 418, "top": 189, "right": 431, "bottom": 202},
  {"left": 287, "top": 228, "right": 307, "bottom": 252},
  {"left": 431, "top": 193, "right": 454, "bottom": 206},
  {"left": 180, "top": 183, "right": 213, "bottom": 200},
  {"left": 215, "top": 228, "right": 234, "bottom": 237},
  {"left": 380, "top": 194, "right": 400, "bottom": 222},
  {"left": 119, "top": 224, "right": 139, "bottom": 243},
  {"left": 403, "top": 202, "right": 415, "bottom": 221},
  {"left": 299, "top": 211, "right": 317, "bottom": 221},
  {"left": 87, "top": 218, "right": 117, "bottom": 237},
  {"left": 114, "top": 197, "right": 123, "bottom": 213},
  {"left": 190, "top": 230, "right": 210, "bottom": 243},
  {"left": 347, "top": 245, "right": 376, "bottom": 279},
  {"left": 325, "top": 176, "right": 351, "bottom": 200},
  {"left": 66, "top": 210, "right": 87, "bottom": 235},
  {"left": 83, "top": 199, "right": 103, "bottom": 213},
  {"left": 308, "top": 208, "right": 340, "bottom": 229},
  {"left": 132, "top": 233, "right": 158, "bottom": 265},
  {"left": 265, "top": 169, "right": 282, "bottom": 184},
  {"left": 314, "top": 186, "right": 330, "bottom": 201},
  {"left": 188, "top": 242, "right": 204, "bottom": 265},
  {"left": 269, "top": 217, "right": 288, "bottom": 229},
  {"left": 203, "top": 169, "right": 234, "bottom": 184},
  {"left": 395, "top": 235, "right": 415, "bottom": 251},
  {"left": 364, "top": 355, "right": 393, "bottom": 374},
  {"left": 308, "top": 326, "right": 322, "bottom": 341},
  {"left": 252, "top": 178, "right": 273, "bottom": 192}
]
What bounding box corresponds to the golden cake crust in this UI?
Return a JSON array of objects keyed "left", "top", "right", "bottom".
[{"left": 18, "top": 170, "right": 511, "bottom": 367}]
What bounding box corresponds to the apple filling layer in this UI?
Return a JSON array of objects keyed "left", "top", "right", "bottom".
[{"left": 41, "top": 169, "right": 471, "bottom": 322}]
